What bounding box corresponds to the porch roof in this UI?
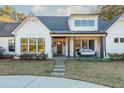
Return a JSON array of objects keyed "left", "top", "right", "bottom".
[
  {"left": 51, "top": 30, "right": 107, "bottom": 34},
  {"left": 50, "top": 32, "right": 107, "bottom": 37}
]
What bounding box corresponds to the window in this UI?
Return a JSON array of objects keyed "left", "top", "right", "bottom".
[
  {"left": 38, "top": 38, "right": 45, "bottom": 53},
  {"left": 89, "top": 40, "right": 94, "bottom": 50},
  {"left": 29, "top": 38, "right": 36, "bottom": 52},
  {"left": 82, "top": 40, "right": 95, "bottom": 50},
  {"left": 88, "top": 20, "right": 95, "bottom": 26},
  {"left": 114, "top": 38, "right": 119, "bottom": 43},
  {"left": 82, "top": 20, "right": 87, "bottom": 26},
  {"left": 82, "top": 40, "right": 88, "bottom": 49},
  {"left": 120, "top": 38, "right": 124, "bottom": 43},
  {"left": 8, "top": 39, "right": 15, "bottom": 52},
  {"left": 75, "top": 20, "right": 81, "bottom": 26},
  {"left": 21, "top": 38, "right": 28, "bottom": 52},
  {"left": 21, "top": 38, "right": 45, "bottom": 53},
  {"left": 76, "top": 40, "right": 80, "bottom": 50}
]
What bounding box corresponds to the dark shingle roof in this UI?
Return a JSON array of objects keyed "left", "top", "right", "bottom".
[
  {"left": 0, "top": 22, "right": 19, "bottom": 37},
  {"left": 98, "top": 16, "right": 120, "bottom": 32},
  {"left": 37, "top": 16, "right": 70, "bottom": 30},
  {"left": 0, "top": 16, "right": 120, "bottom": 37}
]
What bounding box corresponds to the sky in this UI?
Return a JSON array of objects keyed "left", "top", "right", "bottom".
[{"left": 0, "top": 5, "right": 98, "bottom": 16}]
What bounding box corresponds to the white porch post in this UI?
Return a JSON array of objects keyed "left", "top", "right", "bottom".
[
  {"left": 70, "top": 37, "right": 74, "bottom": 57},
  {"left": 67, "top": 37, "right": 70, "bottom": 58},
  {"left": 15, "top": 37, "right": 21, "bottom": 55},
  {"left": 100, "top": 36, "right": 106, "bottom": 58}
]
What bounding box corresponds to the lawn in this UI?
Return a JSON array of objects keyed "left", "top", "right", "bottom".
[
  {"left": 65, "top": 60, "right": 124, "bottom": 88},
  {"left": 0, "top": 59, "right": 54, "bottom": 76}
]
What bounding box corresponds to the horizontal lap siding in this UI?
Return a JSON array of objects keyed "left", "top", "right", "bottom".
[
  {"left": 0, "top": 37, "right": 14, "bottom": 54},
  {"left": 106, "top": 16, "right": 124, "bottom": 55}
]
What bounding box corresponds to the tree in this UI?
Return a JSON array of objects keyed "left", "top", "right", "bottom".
[
  {"left": 98, "top": 5, "right": 124, "bottom": 21},
  {"left": 0, "top": 5, "right": 26, "bottom": 22}
]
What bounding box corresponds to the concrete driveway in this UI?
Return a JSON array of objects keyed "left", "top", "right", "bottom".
[{"left": 0, "top": 76, "right": 109, "bottom": 88}]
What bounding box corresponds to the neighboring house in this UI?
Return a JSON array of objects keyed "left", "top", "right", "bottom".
[{"left": 0, "top": 12, "right": 124, "bottom": 59}]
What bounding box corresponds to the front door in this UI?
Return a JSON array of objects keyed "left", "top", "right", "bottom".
[{"left": 57, "top": 42, "right": 62, "bottom": 55}]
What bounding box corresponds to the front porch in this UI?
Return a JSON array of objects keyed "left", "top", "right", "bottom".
[{"left": 52, "top": 34, "right": 106, "bottom": 58}]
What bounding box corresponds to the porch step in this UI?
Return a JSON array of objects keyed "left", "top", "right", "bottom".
[
  {"left": 50, "top": 72, "right": 65, "bottom": 77},
  {"left": 55, "top": 65, "right": 65, "bottom": 68},
  {"left": 50, "top": 59, "right": 65, "bottom": 77},
  {"left": 53, "top": 68, "right": 65, "bottom": 72}
]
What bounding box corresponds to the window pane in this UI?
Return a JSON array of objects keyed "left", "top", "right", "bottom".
[
  {"left": 89, "top": 40, "right": 94, "bottom": 50},
  {"left": 29, "top": 38, "right": 36, "bottom": 45},
  {"left": 75, "top": 20, "right": 81, "bottom": 26},
  {"left": 82, "top": 40, "right": 87, "bottom": 49},
  {"left": 38, "top": 38, "right": 44, "bottom": 44},
  {"left": 88, "top": 20, "right": 94, "bottom": 26},
  {"left": 29, "top": 38, "right": 36, "bottom": 52},
  {"left": 38, "top": 38, "right": 45, "bottom": 53},
  {"left": 76, "top": 40, "right": 80, "bottom": 50},
  {"left": 29, "top": 45, "right": 36, "bottom": 52},
  {"left": 21, "top": 38, "right": 28, "bottom": 45},
  {"left": 38, "top": 45, "right": 45, "bottom": 52},
  {"left": 8, "top": 39, "right": 15, "bottom": 52},
  {"left": 120, "top": 38, "right": 124, "bottom": 43},
  {"left": 82, "top": 20, "right": 87, "bottom": 26},
  {"left": 114, "top": 38, "right": 119, "bottom": 43},
  {"left": 21, "top": 38, "right": 28, "bottom": 52},
  {"left": 21, "top": 45, "right": 28, "bottom": 52}
]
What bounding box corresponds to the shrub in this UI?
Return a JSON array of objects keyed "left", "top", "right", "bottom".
[
  {"left": 38, "top": 53, "right": 48, "bottom": 60},
  {"left": 108, "top": 53, "right": 122, "bottom": 60},
  {"left": 0, "top": 47, "right": 14, "bottom": 59},
  {"left": 20, "top": 53, "right": 48, "bottom": 60},
  {"left": 0, "top": 47, "right": 6, "bottom": 55},
  {"left": 120, "top": 53, "right": 124, "bottom": 60},
  {"left": 77, "top": 57, "right": 109, "bottom": 62}
]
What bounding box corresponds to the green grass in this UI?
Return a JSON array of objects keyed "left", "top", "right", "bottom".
[
  {"left": 77, "top": 57, "right": 109, "bottom": 62},
  {"left": 65, "top": 60, "right": 124, "bottom": 88},
  {"left": 0, "top": 59, "right": 54, "bottom": 76}
]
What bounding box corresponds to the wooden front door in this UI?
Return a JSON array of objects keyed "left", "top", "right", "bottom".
[{"left": 57, "top": 42, "right": 62, "bottom": 54}]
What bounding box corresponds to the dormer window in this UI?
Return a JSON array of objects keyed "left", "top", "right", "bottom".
[
  {"left": 74, "top": 20, "right": 95, "bottom": 27},
  {"left": 88, "top": 20, "right": 95, "bottom": 26},
  {"left": 75, "top": 20, "right": 81, "bottom": 26},
  {"left": 82, "top": 20, "right": 87, "bottom": 26}
]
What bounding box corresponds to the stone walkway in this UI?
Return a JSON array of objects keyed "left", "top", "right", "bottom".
[{"left": 50, "top": 59, "right": 65, "bottom": 77}]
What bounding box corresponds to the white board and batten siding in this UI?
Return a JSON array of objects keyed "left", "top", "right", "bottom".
[
  {"left": 13, "top": 15, "right": 53, "bottom": 59},
  {"left": 106, "top": 14, "right": 124, "bottom": 56}
]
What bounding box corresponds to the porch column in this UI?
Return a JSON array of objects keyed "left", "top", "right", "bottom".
[
  {"left": 67, "top": 37, "right": 70, "bottom": 58},
  {"left": 100, "top": 36, "right": 105, "bottom": 58},
  {"left": 73, "top": 37, "right": 76, "bottom": 58}
]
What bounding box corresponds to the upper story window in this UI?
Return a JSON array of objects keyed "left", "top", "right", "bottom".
[
  {"left": 82, "top": 20, "right": 87, "bottom": 26},
  {"left": 88, "top": 20, "right": 95, "bottom": 26},
  {"left": 74, "top": 20, "right": 95, "bottom": 27},
  {"left": 75, "top": 20, "right": 81, "bottom": 26}
]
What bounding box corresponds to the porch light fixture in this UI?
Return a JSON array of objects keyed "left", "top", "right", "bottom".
[{"left": 57, "top": 42, "right": 61, "bottom": 45}]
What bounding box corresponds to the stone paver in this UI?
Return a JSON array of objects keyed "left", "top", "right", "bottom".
[
  {"left": 51, "top": 59, "right": 65, "bottom": 77},
  {"left": 0, "top": 76, "right": 109, "bottom": 88}
]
